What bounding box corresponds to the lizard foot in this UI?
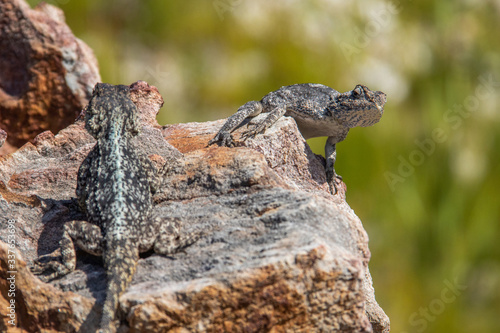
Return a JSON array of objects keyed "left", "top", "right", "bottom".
[
  {"left": 241, "top": 117, "right": 271, "bottom": 141},
  {"left": 328, "top": 175, "right": 346, "bottom": 199},
  {"left": 30, "top": 249, "right": 74, "bottom": 282},
  {"left": 208, "top": 132, "right": 235, "bottom": 147},
  {"left": 240, "top": 126, "right": 263, "bottom": 141},
  {"left": 154, "top": 229, "right": 204, "bottom": 255},
  {"left": 326, "top": 168, "right": 344, "bottom": 194}
]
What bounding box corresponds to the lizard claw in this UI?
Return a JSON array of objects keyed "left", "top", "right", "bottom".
[
  {"left": 208, "top": 132, "right": 235, "bottom": 147},
  {"left": 326, "top": 170, "right": 344, "bottom": 196},
  {"left": 328, "top": 175, "right": 346, "bottom": 199},
  {"left": 30, "top": 247, "right": 76, "bottom": 282},
  {"left": 30, "top": 267, "right": 52, "bottom": 282},
  {"left": 240, "top": 129, "right": 258, "bottom": 141},
  {"left": 30, "top": 255, "right": 61, "bottom": 282},
  {"left": 241, "top": 123, "right": 267, "bottom": 141}
]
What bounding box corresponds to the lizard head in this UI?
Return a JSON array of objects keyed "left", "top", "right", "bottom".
[
  {"left": 334, "top": 84, "right": 386, "bottom": 128},
  {"left": 84, "top": 83, "right": 140, "bottom": 140}
]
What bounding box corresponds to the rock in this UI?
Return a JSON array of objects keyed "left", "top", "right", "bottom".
[
  {"left": 0, "top": 128, "right": 7, "bottom": 147},
  {"left": 0, "top": 81, "right": 389, "bottom": 332},
  {"left": 0, "top": 0, "right": 101, "bottom": 153},
  {"left": 0, "top": 242, "right": 97, "bottom": 333},
  {"left": 0, "top": 128, "right": 6, "bottom": 147}
]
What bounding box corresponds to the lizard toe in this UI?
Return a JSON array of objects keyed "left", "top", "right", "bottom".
[{"left": 209, "top": 132, "right": 235, "bottom": 147}]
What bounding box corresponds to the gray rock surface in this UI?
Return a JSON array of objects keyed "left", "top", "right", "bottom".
[{"left": 0, "top": 81, "right": 389, "bottom": 332}]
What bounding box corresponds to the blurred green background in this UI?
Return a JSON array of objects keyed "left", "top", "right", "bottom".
[{"left": 28, "top": 0, "right": 500, "bottom": 332}]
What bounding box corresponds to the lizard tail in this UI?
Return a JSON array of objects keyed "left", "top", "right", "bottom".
[{"left": 99, "top": 239, "right": 139, "bottom": 333}]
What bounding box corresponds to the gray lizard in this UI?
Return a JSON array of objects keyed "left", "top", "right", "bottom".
[
  {"left": 31, "top": 83, "right": 199, "bottom": 333},
  {"left": 209, "top": 83, "right": 387, "bottom": 194}
]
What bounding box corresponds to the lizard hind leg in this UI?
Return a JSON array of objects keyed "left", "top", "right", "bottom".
[
  {"left": 31, "top": 220, "right": 103, "bottom": 282},
  {"left": 209, "top": 100, "right": 263, "bottom": 147},
  {"left": 241, "top": 104, "right": 287, "bottom": 141},
  {"left": 153, "top": 217, "right": 202, "bottom": 255}
]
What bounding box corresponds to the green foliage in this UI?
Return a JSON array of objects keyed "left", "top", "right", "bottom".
[{"left": 26, "top": 0, "right": 500, "bottom": 331}]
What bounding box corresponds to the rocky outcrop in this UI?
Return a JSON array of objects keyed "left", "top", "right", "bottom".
[
  {"left": 0, "top": 1, "right": 389, "bottom": 331},
  {"left": 0, "top": 81, "right": 389, "bottom": 332},
  {"left": 0, "top": 0, "right": 100, "bottom": 153}
]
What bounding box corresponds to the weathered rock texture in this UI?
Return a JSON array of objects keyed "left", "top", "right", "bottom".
[
  {"left": 0, "top": 0, "right": 101, "bottom": 154},
  {"left": 0, "top": 81, "right": 389, "bottom": 332}
]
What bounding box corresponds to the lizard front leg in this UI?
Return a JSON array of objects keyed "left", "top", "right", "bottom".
[
  {"left": 325, "top": 133, "right": 348, "bottom": 195},
  {"left": 31, "top": 220, "right": 103, "bottom": 282},
  {"left": 154, "top": 216, "right": 202, "bottom": 255},
  {"left": 137, "top": 215, "right": 201, "bottom": 255},
  {"left": 209, "top": 101, "right": 263, "bottom": 147}
]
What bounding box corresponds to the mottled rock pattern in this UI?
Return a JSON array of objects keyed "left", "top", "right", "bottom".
[
  {"left": 0, "top": 242, "right": 98, "bottom": 333},
  {"left": 0, "top": 0, "right": 100, "bottom": 153},
  {"left": 0, "top": 82, "right": 389, "bottom": 332}
]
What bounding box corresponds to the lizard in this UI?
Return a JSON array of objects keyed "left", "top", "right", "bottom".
[
  {"left": 31, "top": 83, "right": 199, "bottom": 333},
  {"left": 208, "top": 83, "right": 387, "bottom": 194}
]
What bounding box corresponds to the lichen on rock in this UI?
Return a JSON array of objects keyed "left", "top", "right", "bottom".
[
  {"left": 0, "top": 0, "right": 388, "bottom": 331},
  {"left": 0, "top": 80, "right": 389, "bottom": 332},
  {"left": 0, "top": 0, "right": 100, "bottom": 154}
]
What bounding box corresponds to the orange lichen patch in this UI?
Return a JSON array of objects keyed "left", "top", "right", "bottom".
[
  {"left": 148, "top": 154, "right": 167, "bottom": 170},
  {"left": 0, "top": 1, "right": 99, "bottom": 149},
  {"left": 0, "top": 182, "right": 40, "bottom": 207},
  {"left": 127, "top": 266, "right": 307, "bottom": 332},
  {"left": 295, "top": 246, "right": 327, "bottom": 269},
  {"left": 126, "top": 248, "right": 369, "bottom": 333},
  {"left": 165, "top": 133, "right": 212, "bottom": 154}
]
